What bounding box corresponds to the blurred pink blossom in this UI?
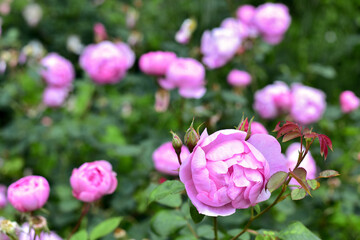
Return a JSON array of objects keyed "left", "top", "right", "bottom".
[
  {"left": 152, "top": 142, "right": 190, "bottom": 175},
  {"left": 290, "top": 83, "right": 326, "bottom": 125},
  {"left": 251, "top": 122, "right": 268, "bottom": 135},
  {"left": 80, "top": 41, "right": 134, "bottom": 84},
  {"left": 0, "top": 185, "right": 7, "bottom": 208},
  {"left": 40, "top": 53, "right": 74, "bottom": 87},
  {"left": 339, "top": 90, "right": 360, "bottom": 113},
  {"left": 175, "top": 18, "right": 197, "bottom": 44},
  {"left": 42, "top": 87, "right": 69, "bottom": 108},
  {"left": 253, "top": 3, "right": 291, "bottom": 45},
  {"left": 159, "top": 58, "right": 206, "bottom": 99},
  {"left": 227, "top": 69, "right": 252, "bottom": 87},
  {"left": 139, "top": 51, "right": 177, "bottom": 76},
  {"left": 93, "top": 23, "right": 107, "bottom": 42}
]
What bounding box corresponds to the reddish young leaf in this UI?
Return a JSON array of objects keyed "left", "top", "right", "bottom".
[
  {"left": 317, "top": 134, "right": 333, "bottom": 160},
  {"left": 317, "top": 170, "right": 340, "bottom": 179},
  {"left": 282, "top": 131, "right": 302, "bottom": 142},
  {"left": 273, "top": 121, "right": 302, "bottom": 142},
  {"left": 289, "top": 168, "right": 312, "bottom": 197}
]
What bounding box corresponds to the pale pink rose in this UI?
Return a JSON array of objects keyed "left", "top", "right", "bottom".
[
  {"left": 152, "top": 142, "right": 190, "bottom": 175},
  {"left": 220, "top": 18, "right": 249, "bottom": 39},
  {"left": 40, "top": 53, "right": 74, "bottom": 87},
  {"left": 42, "top": 87, "right": 69, "bottom": 108},
  {"left": 80, "top": 41, "right": 134, "bottom": 84},
  {"left": 180, "top": 129, "right": 287, "bottom": 216},
  {"left": 19, "top": 223, "right": 62, "bottom": 240},
  {"left": 7, "top": 176, "right": 50, "bottom": 212},
  {"left": 253, "top": 3, "right": 291, "bottom": 45},
  {"left": 201, "top": 28, "right": 241, "bottom": 69},
  {"left": 227, "top": 69, "right": 252, "bottom": 87},
  {"left": 236, "top": 5, "right": 256, "bottom": 24},
  {"left": 93, "top": 23, "right": 107, "bottom": 42},
  {"left": 115, "top": 42, "right": 135, "bottom": 69},
  {"left": 285, "top": 143, "right": 317, "bottom": 186},
  {"left": 70, "top": 160, "right": 117, "bottom": 202},
  {"left": 159, "top": 58, "right": 206, "bottom": 99},
  {"left": 253, "top": 81, "right": 292, "bottom": 119},
  {"left": 139, "top": 51, "right": 177, "bottom": 76},
  {"left": 0, "top": 185, "right": 7, "bottom": 208},
  {"left": 340, "top": 90, "right": 360, "bottom": 113},
  {"left": 251, "top": 122, "right": 268, "bottom": 135},
  {"left": 290, "top": 83, "right": 326, "bottom": 125}
]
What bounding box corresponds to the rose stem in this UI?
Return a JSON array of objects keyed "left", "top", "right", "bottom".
[
  {"left": 213, "top": 217, "right": 218, "bottom": 240},
  {"left": 231, "top": 137, "right": 313, "bottom": 240},
  {"left": 67, "top": 202, "right": 91, "bottom": 240}
]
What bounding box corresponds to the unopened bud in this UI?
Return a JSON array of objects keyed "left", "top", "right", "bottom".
[
  {"left": 170, "top": 131, "right": 183, "bottom": 155},
  {"left": 184, "top": 121, "right": 200, "bottom": 152},
  {"left": 30, "top": 216, "right": 49, "bottom": 234},
  {"left": 114, "top": 228, "right": 127, "bottom": 239}
]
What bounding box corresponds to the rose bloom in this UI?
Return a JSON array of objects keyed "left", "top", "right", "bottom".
[
  {"left": 253, "top": 3, "right": 291, "bottom": 45},
  {"left": 70, "top": 160, "right": 117, "bottom": 202},
  {"left": 285, "top": 143, "right": 317, "bottom": 186},
  {"left": 40, "top": 53, "right": 74, "bottom": 87},
  {"left": 220, "top": 18, "right": 249, "bottom": 39},
  {"left": 80, "top": 41, "right": 134, "bottom": 84},
  {"left": 19, "top": 223, "right": 62, "bottom": 240},
  {"left": 339, "top": 90, "right": 360, "bottom": 113},
  {"left": 253, "top": 81, "right": 292, "bottom": 119},
  {"left": 227, "top": 69, "right": 252, "bottom": 87},
  {"left": 0, "top": 185, "right": 7, "bottom": 208},
  {"left": 159, "top": 58, "right": 206, "bottom": 99},
  {"left": 152, "top": 142, "right": 190, "bottom": 176},
  {"left": 139, "top": 51, "right": 177, "bottom": 76},
  {"left": 42, "top": 87, "right": 69, "bottom": 108},
  {"left": 180, "top": 129, "right": 287, "bottom": 216},
  {"left": 7, "top": 176, "right": 50, "bottom": 212},
  {"left": 201, "top": 27, "right": 241, "bottom": 69},
  {"left": 290, "top": 83, "right": 326, "bottom": 125},
  {"left": 236, "top": 5, "right": 256, "bottom": 25},
  {"left": 251, "top": 122, "right": 268, "bottom": 135}
]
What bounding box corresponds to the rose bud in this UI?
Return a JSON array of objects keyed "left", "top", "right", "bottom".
[
  {"left": 139, "top": 51, "right": 177, "bottom": 76},
  {"left": 227, "top": 69, "right": 252, "bottom": 88},
  {"left": 339, "top": 90, "right": 360, "bottom": 113},
  {"left": 7, "top": 176, "right": 50, "bottom": 212},
  {"left": 70, "top": 160, "right": 118, "bottom": 202}
]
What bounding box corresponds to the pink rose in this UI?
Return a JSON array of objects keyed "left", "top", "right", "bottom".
[
  {"left": 251, "top": 122, "right": 268, "bottom": 135},
  {"left": 201, "top": 27, "right": 241, "bottom": 69},
  {"left": 42, "top": 87, "right": 69, "bottom": 108},
  {"left": 19, "top": 223, "right": 62, "bottom": 240},
  {"left": 40, "top": 53, "right": 74, "bottom": 87},
  {"left": 139, "top": 51, "right": 177, "bottom": 76},
  {"left": 236, "top": 5, "right": 256, "bottom": 25},
  {"left": 253, "top": 3, "right": 291, "bottom": 45},
  {"left": 220, "top": 18, "right": 249, "bottom": 39},
  {"left": 180, "top": 129, "right": 287, "bottom": 216},
  {"left": 290, "top": 83, "right": 326, "bottom": 125},
  {"left": 0, "top": 185, "right": 7, "bottom": 208},
  {"left": 70, "top": 160, "right": 117, "bottom": 202},
  {"left": 152, "top": 142, "right": 190, "bottom": 176},
  {"left": 7, "top": 176, "right": 50, "bottom": 212},
  {"left": 285, "top": 143, "right": 317, "bottom": 186},
  {"left": 80, "top": 41, "right": 134, "bottom": 84},
  {"left": 340, "top": 90, "right": 360, "bottom": 113},
  {"left": 159, "top": 58, "right": 206, "bottom": 99},
  {"left": 227, "top": 69, "right": 252, "bottom": 87},
  {"left": 253, "top": 81, "right": 292, "bottom": 119}
]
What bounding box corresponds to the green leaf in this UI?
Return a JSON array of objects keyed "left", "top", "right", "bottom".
[
  {"left": 70, "top": 230, "right": 88, "bottom": 240},
  {"left": 254, "top": 204, "right": 261, "bottom": 215},
  {"left": 156, "top": 193, "right": 182, "bottom": 208},
  {"left": 317, "top": 170, "right": 340, "bottom": 179},
  {"left": 190, "top": 203, "right": 205, "bottom": 224},
  {"left": 89, "top": 217, "right": 122, "bottom": 240},
  {"left": 307, "top": 179, "right": 320, "bottom": 190},
  {"left": 73, "top": 81, "right": 95, "bottom": 116},
  {"left": 151, "top": 210, "right": 187, "bottom": 236},
  {"left": 278, "top": 221, "right": 321, "bottom": 240},
  {"left": 291, "top": 188, "right": 306, "bottom": 201},
  {"left": 256, "top": 230, "right": 278, "bottom": 240},
  {"left": 149, "top": 180, "right": 185, "bottom": 204},
  {"left": 197, "top": 225, "right": 214, "bottom": 239},
  {"left": 266, "top": 171, "right": 288, "bottom": 192}
]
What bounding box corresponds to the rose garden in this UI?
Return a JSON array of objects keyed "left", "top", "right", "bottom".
[{"left": 0, "top": 0, "right": 359, "bottom": 239}]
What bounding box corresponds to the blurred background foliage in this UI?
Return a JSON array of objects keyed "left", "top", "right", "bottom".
[{"left": 1, "top": 0, "right": 360, "bottom": 239}]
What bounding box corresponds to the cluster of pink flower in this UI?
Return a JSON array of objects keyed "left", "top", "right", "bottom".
[
  {"left": 152, "top": 126, "right": 316, "bottom": 216},
  {"left": 40, "top": 53, "right": 74, "bottom": 108},
  {"left": 0, "top": 160, "right": 117, "bottom": 238},
  {"left": 201, "top": 3, "right": 291, "bottom": 69},
  {"left": 253, "top": 81, "right": 326, "bottom": 125},
  {"left": 139, "top": 52, "right": 206, "bottom": 98}
]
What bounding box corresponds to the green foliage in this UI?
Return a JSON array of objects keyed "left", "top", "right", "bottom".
[
  {"left": 278, "top": 222, "right": 321, "bottom": 240},
  {"left": 89, "top": 217, "right": 122, "bottom": 240},
  {"left": 148, "top": 180, "right": 185, "bottom": 204}
]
